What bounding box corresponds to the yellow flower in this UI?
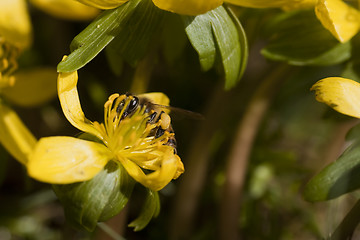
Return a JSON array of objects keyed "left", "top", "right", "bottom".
[
  {"left": 0, "top": 67, "right": 57, "bottom": 165},
  {"left": 225, "top": 0, "right": 317, "bottom": 10},
  {"left": 76, "top": 0, "right": 360, "bottom": 41},
  {"left": 311, "top": 77, "right": 360, "bottom": 118},
  {"left": 0, "top": 0, "right": 32, "bottom": 88},
  {"left": 0, "top": 101, "right": 37, "bottom": 165},
  {"left": 29, "top": 0, "right": 100, "bottom": 21},
  {"left": 27, "top": 58, "right": 184, "bottom": 191},
  {"left": 228, "top": 0, "right": 360, "bottom": 43},
  {"left": 314, "top": 0, "right": 360, "bottom": 43},
  {"left": 0, "top": 0, "right": 98, "bottom": 88},
  {"left": 0, "top": 0, "right": 32, "bottom": 51},
  {"left": 76, "top": 0, "right": 223, "bottom": 15},
  {"left": 0, "top": 0, "right": 98, "bottom": 165}
]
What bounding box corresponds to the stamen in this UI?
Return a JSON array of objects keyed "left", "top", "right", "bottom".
[
  {"left": 102, "top": 93, "right": 178, "bottom": 158},
  {"left": 0, "top": 39, "right": 20, "bottom": 89}
]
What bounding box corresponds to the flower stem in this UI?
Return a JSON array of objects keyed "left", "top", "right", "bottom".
[
  {"left": 219, "top": 63, "right": 293, "bottom": 240},
  {"left": 97, "top": 220, "right": 127, "bottom": 240},
  {"left": 130, "top": 52, "right": 155, "bottom": 94},
  {"left": 169, "top": 84, "right": 229, "bottom": 239}
]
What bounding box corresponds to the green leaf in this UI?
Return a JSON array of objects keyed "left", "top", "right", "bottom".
[
  {"left": 341, "top": 35, "right": 360, "bottom": 83},
  {"left": 183, "top": 14, "right": 216, "bottom": 72},
  {"left": 57, "top": 0, "right": 141, "bottom": 72},
  {"left": 345, "top": 123, "right": 360, "bottom": 141},
  {"left": 304, "top": 141, "right": 360, "bottom": 202},
  {"left": 183, "top": 6, "right": 248, "bottom": 90},
  {"left": 262, "top": 10, "right": 351, "bottom": 66},
  {"left": 53, "top": 161, "right": 135, "bottom": 231},
  {"left": 106, "top": 0, "right": 165, "bottom": 67},
  {"left": 128, "top": 189, "right": 160, "bottom": 231},
  {"left": 212, "top": 6, "right": 248, "bottom": 90}
]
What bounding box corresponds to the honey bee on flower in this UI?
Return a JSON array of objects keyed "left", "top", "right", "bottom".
[{"left": 27, "top": 56, "right": 184, "bottom": 192}]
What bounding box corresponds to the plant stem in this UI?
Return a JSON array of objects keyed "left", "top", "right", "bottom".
[
  {"left": 97, "top": 221, "right": 127, "bottom": 240},
  {"left": 95, "top": 207, "right": 128, "bottom": 240},
  {"left": 130, "top": 52, "right": 155, "bottom": 94},
  {"left": 169, "top": 84, "right": 229, "bottom": 240},
  {"left": 219, "top": 63, "right": 293, "bottom": 240}
]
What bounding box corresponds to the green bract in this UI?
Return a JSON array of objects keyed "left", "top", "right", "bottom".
[
  {"left": 58, "top": 1, "right": 248, "bottom": 90},
  {"left": 183, "top": 6, "right": 248, "bottom": 90},
  {"left": 304, "top": 140, "right": 360, "bottom": 202},
  {"left": 262, "top": 10, "right": 351, "bottom": 66}
]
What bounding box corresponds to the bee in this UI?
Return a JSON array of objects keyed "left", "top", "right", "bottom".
[{"left": 113, "top": 93, "right": 202, "bottom": 154}]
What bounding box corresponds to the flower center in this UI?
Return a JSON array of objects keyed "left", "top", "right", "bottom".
[
  {"left": 0, "top": 38, "right": 19, "bottom": 89},
  {"left": 102, "top": 93, "right": 175, "bottom": 154}
]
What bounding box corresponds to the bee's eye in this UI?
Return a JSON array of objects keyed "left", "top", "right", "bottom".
[
  {"left": 120, "top": 96, "right": 139, "bottom": 120},
  {"left": 127, "top": 96, "right": 139, "bottom": 113}
]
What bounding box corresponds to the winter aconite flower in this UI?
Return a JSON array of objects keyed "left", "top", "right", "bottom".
[
  {"left": 29, "top": 0, "right": 99, "bottom": 21},
  {"left": 76, "top": 0, "right": 223, "bottom": 15},
  {"left": 311, "top": 77, "right": 360, "bottom": 118},
  {"left": 0, "top": 0, "right": 98, "bottom": 165},
  {"left": 27, "top": 57, "right": 184, "bottom": 191},
  {"left": 76, "top": 0, "right": 360, "bottom": 42},
  {"left": 0, "top": 0, "right": 32, "bottom": 87}
]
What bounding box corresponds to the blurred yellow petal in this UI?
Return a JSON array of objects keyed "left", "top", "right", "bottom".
[
  {"left": 311, "top": 77, "right": 360, "bottom": 118},
  {"left": 0, "top": 102, "right": 36, "bottom": 164},
  {"left": 27, "top": 136, "right": 113, "bottom": 184},
  {"left": 315, "top": 0, "right": 360, "bottom": 43},
  {"left": 282, "top": 0, "right": 317, "bottom": 11},
  {"left": 2, "top": 67, "right": 57, "bottom": 107},
  {"left": 30, "top": 0, "right": 100, "bottom": 21},
  {"left": 118, "top": 146, "right": 183, "bottom": 191},
  {"left": 58, "top": 61, "right": 104, "bottom": 140},
  {"left": 76, "top": 0, "right": 128, "bottom": 9},
  {"left": 152, "top": 0, "right": 223, "bottom": 15},
  {"left": 0, "top": 0, "right": 32, "bottom": 50},
  {"left": 138, "top": 92, "right": 170, "bottom": 106},
  {"left": 225, "top": 0, "right": 316, "bottom": 9}
]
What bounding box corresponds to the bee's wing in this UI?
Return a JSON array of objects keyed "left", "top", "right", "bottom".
[{"left": 155, "top": 104, "right": 204, "bottom": 121}]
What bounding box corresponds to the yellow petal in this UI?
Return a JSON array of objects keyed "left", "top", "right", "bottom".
[
  {"left": 225, "top": 0, "right": 316, "bottom": 9},
  {"left": 0, "top": 102, "right": 37, "bottom": 164},
  {"left": 118, "top": 146, "right": 184, "bottom": 191},
  {"left": 27, "top": 136, "right": 113, "bottom": 184},
  {"left": 58, "top": 60, "right": 104, "bottom": 141},
  {"left": 2, "top": 67, "right": 57, "bottom": 107},
  {"left": 75, "top": 0, "right": 128, "bottom": 9},
  {"left": 0, "top": 0, "right": 32, "bottom": 50},
  {"left": 282, "top": 0, "right": 317, "bottom": 11},
  {"left": 30, "top": 0, "right": 100, "bottom": 21},
  {"left": 152, "top": 0, "right": 223, "bottom": 15},
  {"left": 311, "top": 77, "right": 360, "bottom": 118},
  {"left": 315, "top": 0, "right": 360, "bottom": 43}
]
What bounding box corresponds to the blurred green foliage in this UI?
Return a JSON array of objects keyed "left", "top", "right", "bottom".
[{"left": 2, "top": 1, "right": 360, "bottom": 240}]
